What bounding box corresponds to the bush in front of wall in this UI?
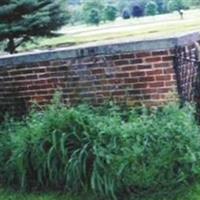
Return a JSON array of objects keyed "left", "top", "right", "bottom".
[{"left": 0, "top": 94, "right": 200, "bottom": 200}]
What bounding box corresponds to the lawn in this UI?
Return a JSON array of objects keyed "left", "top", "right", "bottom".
[
  {"left": 18, "top": 9, "right": 200, "bottom": 52},
  {"left": 1, "top": 185, "right": 200, "bottom": 200},
  {"left": 0, "top": 189, "right": 106, "bottom": 200}
]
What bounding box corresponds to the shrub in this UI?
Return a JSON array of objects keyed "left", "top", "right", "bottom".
[
  {"left": 0, "top": 95, "right": 200, "bottom": 200},
  {"left": 145, "top": 1, "right": 158, "bottom": 16},
  {"left": 132, "top": 5, "right": 144, "bottom": 17},
  {"left": 82, "top": 0, "right": 104, "bottom": 25},
  {"left": 69, "top": 6, "right": 84, "bottom": 25},
  {"left": 104, "top": 5, "right": 118, "bottom": 21},
  {"left": 122, "top": 8, "right": 131, "bottom": 19},
  {"left": 109, "top": 104, "right": 200, "bottom": 198},
  {"left": 85, "top": 8, "right": 101, "bottom": 25},
  {"left": 155, "top": 0, "right": 168, "bottom": 14},
  {"left": 167, "top": 0, "right": 189, "bottom": 12}
]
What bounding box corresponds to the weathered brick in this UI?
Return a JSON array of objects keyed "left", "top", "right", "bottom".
[
  {"left": 133, "top": 83, "right": 148, "bottom": 89},
  {"left": 115, "top": 73, "right": 129, "bottom": 78},
  {"left": 130, "top": 59, "right": 143, "bottom": 64},
  {"left": 120, "top": 65, "right": 137, "bottom": 71},
  {"left": 115, "top": 60, "right": 129, "bottom": 66},
  {"left": 124, "top": 78, "right": 138, "bottom": 84},
  {"left": 137, "top": 64, "right": 152, "bottom": 70},
  {"left": 120, "top": 53, "right": 135, "bottom": 59},
  {"left": 154, "top": 62, "right": 172, "bottom": 68},
  {"left": 152, "top": 50, "right": 169, "bottom": 56},
  {"left": 136, "top": 52, "right": 151, "bottom": 58},
  {"left": 131, "top": 71, "right": 145, "bottom": 77},
  {"left": 139, "top": 76, "right": 155, "bottom": 82},
  {"left": 156, "top": 75, "right": 171, "bottom": 81},
  {"left": 92, "top": 68, "right": 105, "bottom": 74},
  {"left": 149, "top": 82, "right": 164, "bottom": 88},
  {"left": 145, "top": 57, "right": 162, "bottom": 63},
  {"left": 162, "top": 56, "right": 174, "bottom": 61},
  {"left": 146, "top": 69, "right": 163, "bottom": 76},
  {"left": 163, "top": 68, "right": 174, "bottom": 74}
]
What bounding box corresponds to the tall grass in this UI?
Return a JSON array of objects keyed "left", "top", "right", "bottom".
[{"left": 0, "top": 94, "right": 200, "bottom": 200}]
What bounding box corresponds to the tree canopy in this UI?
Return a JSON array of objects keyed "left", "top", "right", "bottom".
[{"left": 0, "top": 0, "right": 69, "bottom": 54}]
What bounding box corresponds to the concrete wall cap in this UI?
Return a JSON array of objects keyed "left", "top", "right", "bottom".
[{"left": 0, "top": 31, "right": 200, "bottom": 68}]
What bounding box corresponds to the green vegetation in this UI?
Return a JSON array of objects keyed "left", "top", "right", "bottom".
[
  {"left": 0, "top": 189, "right": 96, "bottom": 200},
  {"left": 104, "top": 5, "right": 118, "bottom": 21},
  {"left": 168, "top": 0, "right": 189, "bottom": 12},
  {"left": 0, "top": 0, "right": 69, "bottom": 54},
  {"left": 0, "top": 93, "right": 200, "bottom": 200},
  {"left": 145, "top": 1, "right": 159, "bottom": 16},
  {"left": 82, "top": 0, "right": 104, "bottom": 25},
  {"left": 122, "top": 8, "right": 131, "bottom": 19},
  {"left": 71, "top": 0, "right": 197, "bottom": 24},
  {"left": 82, "top": 0, "right": 117, "bottom": 25},
  {"left": 0, "top": 184, "right": 199, "bottom": 200}
]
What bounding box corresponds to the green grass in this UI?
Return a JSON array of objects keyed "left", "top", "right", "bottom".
[
  {"left": 18, "top": 9, "right": 200, "bottom": 52},
  {"left": 0, "top": 189, "right": 96, "bottom": 200},
  {"left": 1, "top": 185, "right": 200, "bottom": 200}
]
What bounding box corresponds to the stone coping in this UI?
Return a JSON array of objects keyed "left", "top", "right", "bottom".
[{"left": 0, "top": 31, "right": 200, "bottom": 68}]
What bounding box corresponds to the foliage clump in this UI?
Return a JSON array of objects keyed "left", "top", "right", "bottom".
[
  {"left": 0, "top": 0, "right": 70, "bottom": 54},
  {"left": 82, "top": 0, "right": 104, "bottom": 25},
  {"left": 0, "top": 94, "right": 200, "bottom": 200},
  {"left": 122, "top": 8, "right": 131, "bottom": 19},
  {"left": 145, "top": 1, "right": 159, "bottom": 16},
  {"left": 104, "top": 5, "right": 118, "bottom": 21}
]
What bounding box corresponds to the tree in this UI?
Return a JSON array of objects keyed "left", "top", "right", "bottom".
[
  {"left": 69, "top": 5, "right": 84, "bottom": 25},
  {"left": 104, "top": 5, "right": 118, "bottom": 21},
  {"left": 85, "top": 8, "right": 101, "bottom": 25},
  {"left": 155, "top": 0, "right": 168, "bottom": 13},
  {"left": 0, "top": 0, "right": 70, "bottom": 54},
  {"left": 145, "top": 1, "right": 158, "bottom": 16},
  {"left": 167, "top": 0, "right": 189, "bottom": 12},
  {"left": 82, "top": 0, "right": 104, "bottom": 25},
  {"left": 117, "top": 0, "right": 130, "bottom": 13},
  {"left": 132, "top": 5, "right": 144, "bottom": 17},
  {"left": 189, "top": 0, "right": 200, "bottom": 6}
]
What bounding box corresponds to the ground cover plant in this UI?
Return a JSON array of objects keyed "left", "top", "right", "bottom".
[{"left": 0, "top": 94, "right": 200, "bottom": 200}]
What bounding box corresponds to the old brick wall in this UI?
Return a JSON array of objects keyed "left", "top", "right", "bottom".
[{"left": 0, "top": 32, "right": 199, "bottom": 117}]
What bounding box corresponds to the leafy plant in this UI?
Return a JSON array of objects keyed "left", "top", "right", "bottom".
[{"left": 0, "top": 95, "right": 200, "bottom": 200}]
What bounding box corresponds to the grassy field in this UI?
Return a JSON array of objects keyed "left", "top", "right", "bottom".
[{"left": 18, "top": 9, "right": 200, "bottom": 52}]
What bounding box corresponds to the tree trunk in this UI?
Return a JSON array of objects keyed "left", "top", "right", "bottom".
[{"left": 7, "top": 37, "right": 16, "bottom": 54}]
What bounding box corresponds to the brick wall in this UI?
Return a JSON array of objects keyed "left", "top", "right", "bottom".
[{"left": 0, "top": 32, "right": 200, "bottom": 117}]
